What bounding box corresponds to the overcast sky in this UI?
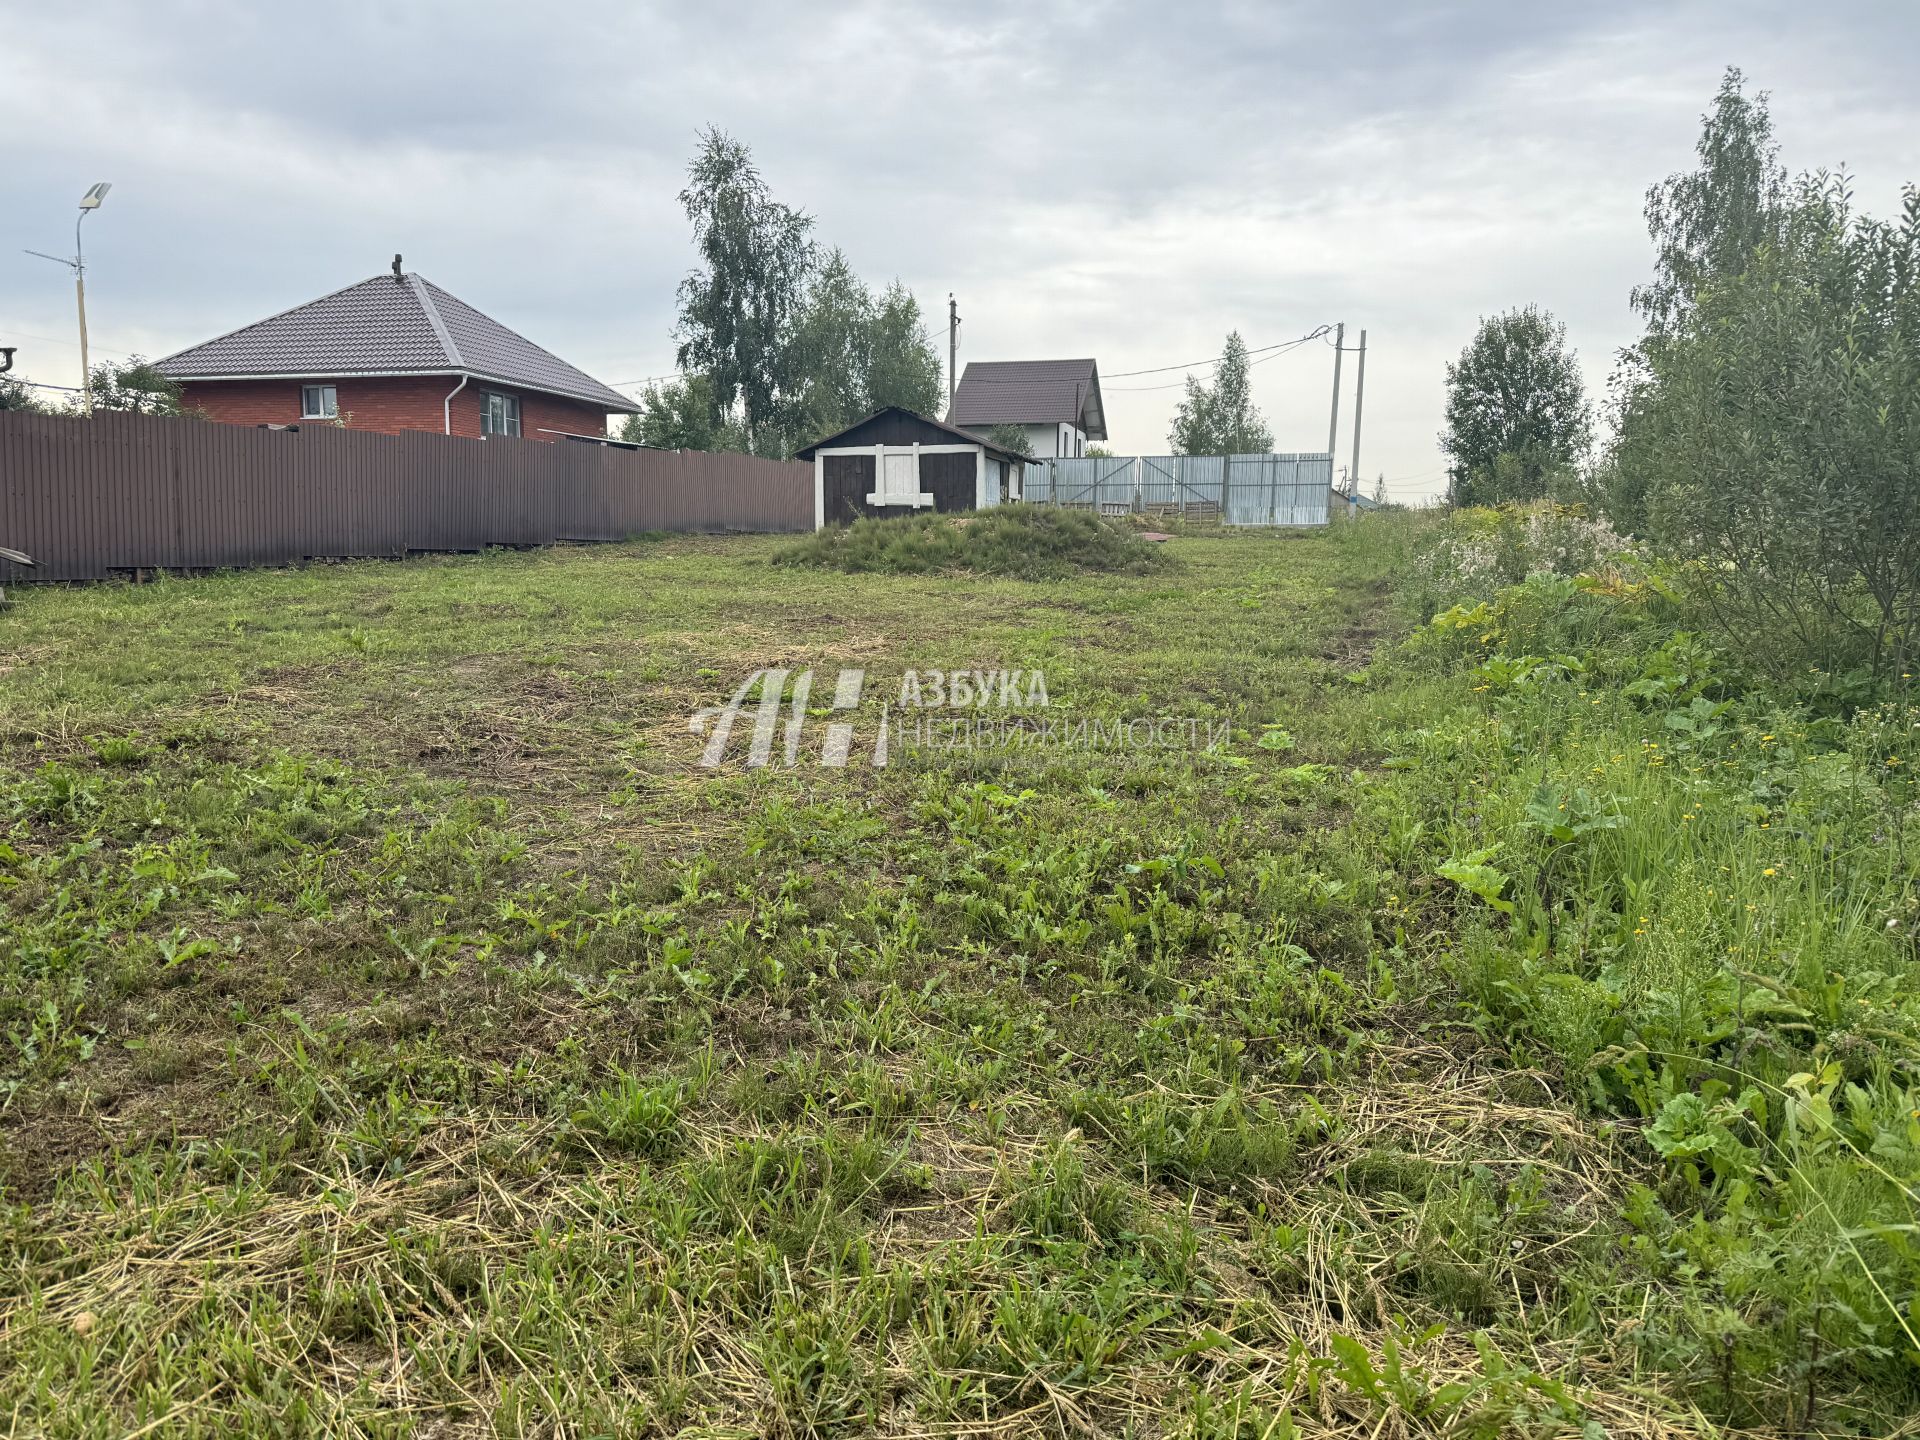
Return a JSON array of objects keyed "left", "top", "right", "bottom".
[{"left": 5, "top": 2, "right": 1915, "bottom": 499}]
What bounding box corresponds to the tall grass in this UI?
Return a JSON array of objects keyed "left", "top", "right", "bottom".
[
  {"left": 774, "top": 506, "right": 1172, "bottom": 579},
  {"left": 1357, "top": 503, "right": 1920, "bottom": 1424}
]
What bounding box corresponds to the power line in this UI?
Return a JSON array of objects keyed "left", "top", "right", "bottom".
[
  {"left": 1, "top": 329, "right": 136, "bottom": 359},
  {"left": 606, "top": 325, "right": 1338, "bottom": 401},
  {"left": 607, "top": 325, "right": 1334, "bottom": 395},
  {"left": 1105, "top": 378, "right": 1195, "bottom": 393},
  {"left": 1105, "top": 326, "right": 1331, "bottom": 379},
  {"left": 1251, "top": 338, "right": 1320, "bottom": 366},
  {"left": 3, "top": 377, "right": 83, "bottom": 392},
  {"left": 1106, "top": 331, "right": 1328, "bottom": 392}
]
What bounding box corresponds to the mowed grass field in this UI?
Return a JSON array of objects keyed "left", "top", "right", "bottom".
[{"left": 0, "top": 527, "right": 1906, "bottom": 1437}]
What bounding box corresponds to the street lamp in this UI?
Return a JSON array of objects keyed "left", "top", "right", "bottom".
[{"left": 25, "top": 183, "right": 112, "bottom": 415}]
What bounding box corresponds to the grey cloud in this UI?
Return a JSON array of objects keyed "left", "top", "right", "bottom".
[{"left": 4, "top": 1, "right": 1916, "bottom": 496}]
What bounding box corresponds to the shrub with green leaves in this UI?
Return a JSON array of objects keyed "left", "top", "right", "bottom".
[
  {"left": 1602, "top": 71, "right": 1920, "bottom": 688},
  {"left": 1617, "top": 179, "right": 1920, "bottom": 685}
]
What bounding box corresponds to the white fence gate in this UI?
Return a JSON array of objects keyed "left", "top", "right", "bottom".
[{"left": 1026, "top": 453, "right": 1333, "bottom": 527}]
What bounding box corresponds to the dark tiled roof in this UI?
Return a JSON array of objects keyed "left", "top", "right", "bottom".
[
  {"left": 156, "top": 273, "right": 638, "bottom": 412},
  {"left": 947, "top": 358, "right": 1106, "bottom": 439},
  {"left": 793, "top": 406, "right": 1025, "bottom": 463}
]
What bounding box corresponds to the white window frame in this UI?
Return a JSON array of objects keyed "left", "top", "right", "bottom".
[
  {"left": 481, "top": 390, "right": 521, "bottom": 437},
  {"left": 300, "top": 384, "right": 338, "bottom": 420},
  {"left": 879, "top": 450, "right": 920, "bottom": 502},
  {"left": 860, "top": 443, "right": 935, "bottom": 508}
]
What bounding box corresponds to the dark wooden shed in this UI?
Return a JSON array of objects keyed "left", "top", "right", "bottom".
[{"left": 793, "top": 407, "right": 1025, "bottom": 528}]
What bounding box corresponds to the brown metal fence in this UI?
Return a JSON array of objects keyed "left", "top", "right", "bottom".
[{"left": 0, "top": 410, "right": 815, "bottom": 584}]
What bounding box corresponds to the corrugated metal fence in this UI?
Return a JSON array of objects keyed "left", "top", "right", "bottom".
[
  {"left": 0, "top": 410, "right": 814, "bottom": 583},
  {"left": 1027, "top": 453, "right": 1332, "bottom": 526}
]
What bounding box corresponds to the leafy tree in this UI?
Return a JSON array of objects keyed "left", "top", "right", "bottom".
[
  {"left": 0, "top": 374, "right": 47, "bottom": 413},
  {"left": 984, "top": 424, "right": 1034, "bottom": 459},
  {"left": 1620, "top": 175, "right": 1920, "bottom": 682},
  {"left": 673, "top": 127, "right": 814, "bottom": 455},
  {"left": 667, "top": 134, "right": 944, "bottom": 456},
  {"left": 784, "top": 249, "right": 872, "bottom": 443},
  {"left": 619, "top": 372, "right": 741, "bottom": 451},
  {"left": 1632, "top": 68, "right": 1787, "bottom": 347},
  {"left": 1167, "top": 332, "right": 1272, "bottom": 455},
  {"left": 785, "top": 255, "right": 944, "bottom": 444},
  {"left": 80, "top": 357, "right": 196, "bottom": 417},
  {"left": 1084, "top": 444, "right": 1113, "bottom": 459},
  {"left": 1602, "top": 69, "right": 1790, "bottom": 532},
  {"left": 1607, "top": 70, "right": 1920, "bottom": 683},
  {"left": 861, "top": 279, "right": 943, "bottom": 417},
  {"left": 1440, "top": 307, "right": 1590, "bottom": 506}
]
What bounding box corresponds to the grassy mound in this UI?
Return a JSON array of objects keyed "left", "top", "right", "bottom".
[{"left": 775, "top": 505, "right": 1171, "bottom": 580}]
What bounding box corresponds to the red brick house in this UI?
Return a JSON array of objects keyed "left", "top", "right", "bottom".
[{"left": 156, "top": 265, "right": 638, "bottom": 440}]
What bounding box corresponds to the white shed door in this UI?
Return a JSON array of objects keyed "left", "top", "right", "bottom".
[{"left": 882, "top": 451, "right": 919, "bottom": 500}]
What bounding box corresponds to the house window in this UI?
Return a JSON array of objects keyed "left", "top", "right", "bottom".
[
  {"left": 481, "top": 391, "right": 521, "bottom": 437},
  {"left": 300, "top": 384, "right": 337, "bottom": 420}
]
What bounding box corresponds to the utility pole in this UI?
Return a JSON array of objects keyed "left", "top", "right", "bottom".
[
  {"left": 947, "top": 294, "right": 959, "bottom": 416},
  {"left": 1348, "top": 329, "right": 1367, "bottom": 499},
  {"left": 1325, "top": 321, "right": 1344, "bottom": 462}
]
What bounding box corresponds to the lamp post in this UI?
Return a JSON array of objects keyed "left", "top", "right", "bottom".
[
  {"left": 73, "top": 184, "right": 110, "bottom": 414},
  {"left": 25, "top": 183, "right": 111, "bottom": 415}
]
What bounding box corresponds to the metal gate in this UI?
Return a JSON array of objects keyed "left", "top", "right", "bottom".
[{"left": 1040, "top": 457, "right": 1136, "bottom": 512}]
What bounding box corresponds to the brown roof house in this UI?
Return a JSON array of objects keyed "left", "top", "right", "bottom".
[
  {"left": 156, "top": 260, "right": 638, "bottom": 442},
  {"left": 947, "top": 358, "right": 1106, "bottom": 459}
]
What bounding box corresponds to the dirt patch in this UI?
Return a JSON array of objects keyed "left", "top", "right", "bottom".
[
  {"left": 0, "top": 1106, "right": 121, "bottom": 1204},
  {"left": 0, "top": 643, "right": 57, "bottom": 681}
]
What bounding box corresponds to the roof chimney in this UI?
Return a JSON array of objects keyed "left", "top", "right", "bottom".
[{"left": 392, "top": 254, "right": 403, "bottom": 282}]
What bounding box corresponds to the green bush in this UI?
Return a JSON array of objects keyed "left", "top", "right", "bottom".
[
  {"left": 1376, "top": 559, "right": 1920, "bottom": 1421},
  {"left": 774, "top": 506, "right": 1172, "bottom": 580},
  {"left": 1614, "top": 174, "right": 1920, "bottom": 686}
]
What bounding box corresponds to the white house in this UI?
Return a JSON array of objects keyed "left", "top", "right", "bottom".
[{"left": 947, "top": 358, "right": 1107, "bottom": 460}]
